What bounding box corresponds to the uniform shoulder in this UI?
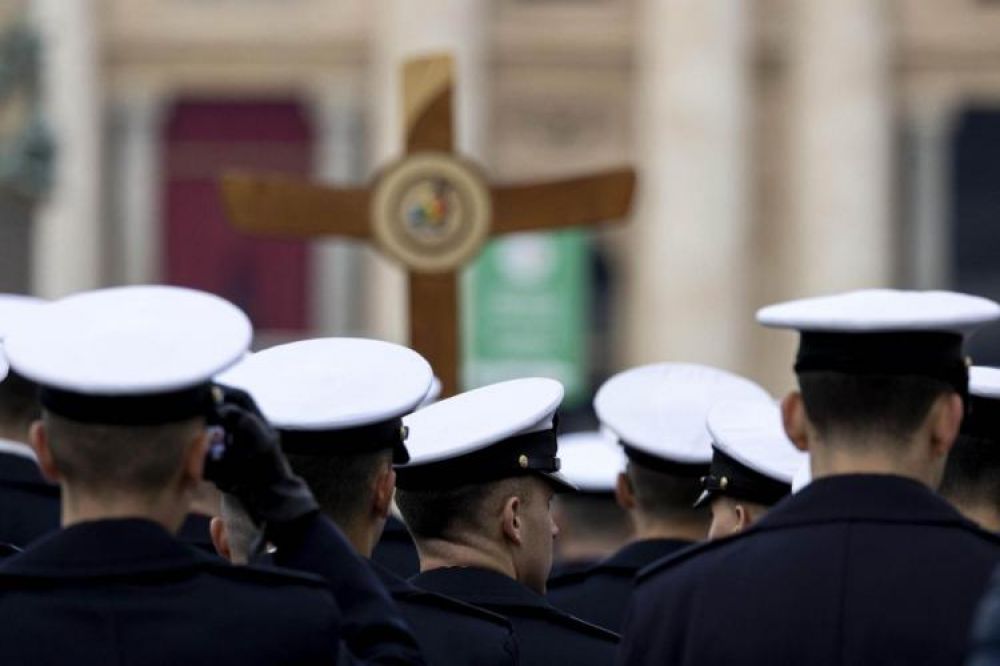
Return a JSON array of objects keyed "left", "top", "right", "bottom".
[
  {"left": 202, "top": 559, "right": 335, "bottom": 592},
  {"left": 538, "top": 605, "right": 621, "bottom": 643},
  {"left": 548, "top": 558, "right": 637, "bottom": 590},
  {"left": 547, "top": 566, "right": 593, "bottom": 589},
  {"left": 634, "top": 530, "right": 753, "bottom": 584},
  {"left": 400, "top": 587, "right": 514, "bottom": 631}
]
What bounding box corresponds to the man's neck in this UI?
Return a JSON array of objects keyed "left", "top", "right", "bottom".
[
  {"left": 947, "top": 498, "right": 1000, "bottom": 532},
  {"left": 556, "top": 536, "right": 622, "bottom": 564},
  {"left": 60, "top": 487, "right": 189, "bottom": 534},
  {"left": 632, "top": 515, "right": 709, "bottom": 543},
  {"left": 415, "top": 536, "right": 517, "bottom": 582},
  {"left": 808, "top": 437, "right": 939, "bottom": 488}
]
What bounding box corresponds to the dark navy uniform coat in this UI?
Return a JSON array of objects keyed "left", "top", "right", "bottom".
[
  {"left": 265, "top": 514, "right": 426, "bottom": 665},
  {"left": 547, "top": 538, "right": 693, "bottom": 632},
  {"left": 373, "top": 562, "right": 519, "bottom": 665},
  {"left": 372, "top": 515, "right": 420, "bottom": 579},
  {"left": 617, "top": 475, "right": 1000, "bottom": 666},
  {"left": 0, "top": 449, "right": 59, "bottom": 547},
  {"left": 547, "top": 557, "right": 597, "bottom": 580},
  {"left": 178, "top": 511, "right": 219, "bottom": 555},
  {"left": 412, "top": 566, "right": 619, "bottom": 666},
  {"left": 0, "top": 518, "right": 342, "bottom": 665},
  {"left": 966, "top": 567, "right": 1000, "bottom": 666}
]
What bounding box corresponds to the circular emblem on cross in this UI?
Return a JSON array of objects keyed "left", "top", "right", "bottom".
[{"left": 372, "top": 152, "right": 493, "bottom": 273}]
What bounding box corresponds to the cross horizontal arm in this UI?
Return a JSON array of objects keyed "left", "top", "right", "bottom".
[
  {"left": 220, "top": 171, "right": 374, "bottom": 239},
  {"left": 490, "top": 168, "right": 637, "bottom": 235}
]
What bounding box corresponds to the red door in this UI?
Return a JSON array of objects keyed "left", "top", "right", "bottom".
[{"left": 162, "top": 100, "right": 313, "bottom": 332}]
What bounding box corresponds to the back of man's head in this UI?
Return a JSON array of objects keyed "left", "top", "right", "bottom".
[
  {"left": 624, "top": 461, "right": 708, "bottom": 527},
  {"left": 285, "top": 448, "right": 392, "bottom": 530},
  {"left": 940, "top": 433, "right": 1000, "bottom": 515},
  {"left": 552, "top": 493, "right": 629, "bottom": 563},
  {"left": 42, "top": 412, "right": 201, "bottom": 500},
  {"left": 0, "top": 372, "right": 40, "bottom": 441},
  {"left": 396, "top": 476, "right": 534, "bottom": 543},
  {"left": 798, "top": 371, "right": 952, "bottom": 448}
]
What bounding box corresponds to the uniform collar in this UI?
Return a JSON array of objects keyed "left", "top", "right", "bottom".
[
  {"left": 0, "top": 518, "right": 213, "bottom": 578},
  {"left": 604, "top": 539, "right": 692, "bottom": 569},
  {"left": 758, "top": 474, "right": 971, "bottom": 529},
  {"left": 549, "top": 539, "right": 693, "bottom": 587},
  {"left": 411, "top": 566, "right": 554, "bottom": 611},
  {"left": 371, "top": 559, "right": 415, "bottom": 596}
]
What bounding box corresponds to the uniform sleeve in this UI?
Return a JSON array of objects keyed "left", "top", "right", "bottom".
[
  {"left": 967, "top": 566, "right": 1000, "bottom": 666},
  {"left": 267, "top": 513, "right": 426, "bottom": 666}
]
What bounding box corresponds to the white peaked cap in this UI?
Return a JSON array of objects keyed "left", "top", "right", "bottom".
[
  {"left": 0, "top": 294, "right": 46, "bottom": 385},
  {"left": 706, "top": 400, "right": 806, "bottom": 485},
  {"left": 595, "top": 363, "right": 772, "bottom": 466},
  {"left": 216, "top": 337, "right": 432, "bottom": 431},
  {"left": 6, "top": 285, "right": 251, "bottom": 395},
  {"left": 792, "top": 456, "right": 812, "bottom": 493},
  {"left": 397, "top": 378, "right": 573, "bottom": 492},
  {"left": 0, "top": 294, "right": 45, "bottom": 341},
  {"left": 757, "top": 289, "right": 1000, "bottom": 333},
  {"left": 418, "top": 377, "right": 443, "bottom": 409},
  {"left": 971, "top": 367, "right": 1000, "bottom": 399},
  {"left": 558, "top": 430, "right": 626, "bottom": 493}
]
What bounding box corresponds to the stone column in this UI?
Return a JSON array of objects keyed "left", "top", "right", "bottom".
[
  {"left": 905, "top": 102, "right": 955, "bottom": 290},
  {"left": 625, "top": 0, "right": 751, "bottom": 371},
  {"left": 367, "top": 0, "right": 489, "bottom": 343},
  {"left": 108, "top": 89, "right": 164, "bottom": 285},
  {"left": 30, "top": 0, "right": 102, "bottom": 297},
  {"left": 785, "top": 0, "right": 893, "bottom": 295},
  {"left": 309, "top": 80, "right": 367, "bottom": 336}
]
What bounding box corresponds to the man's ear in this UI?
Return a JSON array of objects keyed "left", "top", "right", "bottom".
[
  {"left": 927, "top": 392, "right": 964, "bottom": 459},
  {"left": 615, "top": 471, "right": 636, "bottom": 510},
  {"left": 372, "top": 461, "right": 395, "bottom": 519},
  {"left": 501, "top": 495, "right": 523, "bottom": 546},
  {"left": 734, "top": 504, "right": 751, "bottom": 533},
  {"left": 781, "top": 392, "right": 810, "bottom": 453},
  {"left": 29, "top": 420, "right": 61, "bottom": 483},
  {"left": 209, "top": 516, "right": 233, "bottom": 562}
]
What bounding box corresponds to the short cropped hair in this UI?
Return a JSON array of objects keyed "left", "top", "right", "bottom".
[
  {"left": 626, "top": 462, "right": 707, "bottom": 521},
  {"left": 554, "top": 494, "right": 629, "bottom": 542},
  {"left": 396, "top": 476, "right": 536, "bottom": 541},
  {"left": 285, "top": 449, "right": 392, "bottom": 528},
  {"left": 0, "top": 372, "right": 40, "bottom": 432},
  {"left": 798, "top": 371, "right": 952, "bottom": 445},
  {"left": 44, "top": 412, "right": 201, "bottom": 497},
  {"left": 940, "top": 434, "right": 1000, "bottom": 509}
]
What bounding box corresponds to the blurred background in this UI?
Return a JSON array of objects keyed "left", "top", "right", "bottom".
[{"left": 2, "top": 0, "right": 1000, "bottom": 428}]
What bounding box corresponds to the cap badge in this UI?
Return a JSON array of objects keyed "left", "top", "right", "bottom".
[
  {"left": 720, "top": 476, "right": 730, "bottom": 490},
  {"left": 400, "top": 424, "right": 410, "bottom": 441},
  {"left": 518, "top": 454, "right": 529, "bottom": 469}
]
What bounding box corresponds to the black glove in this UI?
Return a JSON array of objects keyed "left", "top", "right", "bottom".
[{"left": 203, "top": 386, "right": 318, "bottom": 528}]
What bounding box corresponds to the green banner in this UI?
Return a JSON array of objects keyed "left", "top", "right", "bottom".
[{"left": 462, "top": 230, "right": 589, "bottom": 406}]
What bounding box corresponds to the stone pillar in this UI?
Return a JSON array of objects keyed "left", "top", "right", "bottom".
[
  {"left": 625, "top": 0, "right": 751, "bottom": 371},
  {"left": 785, "top": 0, "right": 893, "bottom": 295},
  {"left": 905, "top": 102, "right": 955, "bottom": 290},
  {"left": 309, "top": 80, "right": 367, "bottom": 336},
  {"left": 367, "top": 0, "right": 489, "bottom": 343},
  {"left": 30, "top": 0, "right": 102, "bottom": 297},
  {"left": 108, "top": 89, "right": 164, "bottom": 285}
]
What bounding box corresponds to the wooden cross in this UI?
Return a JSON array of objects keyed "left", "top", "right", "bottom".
[{"left": 220, "top": 54, "right": 636, "bottom": 397}]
